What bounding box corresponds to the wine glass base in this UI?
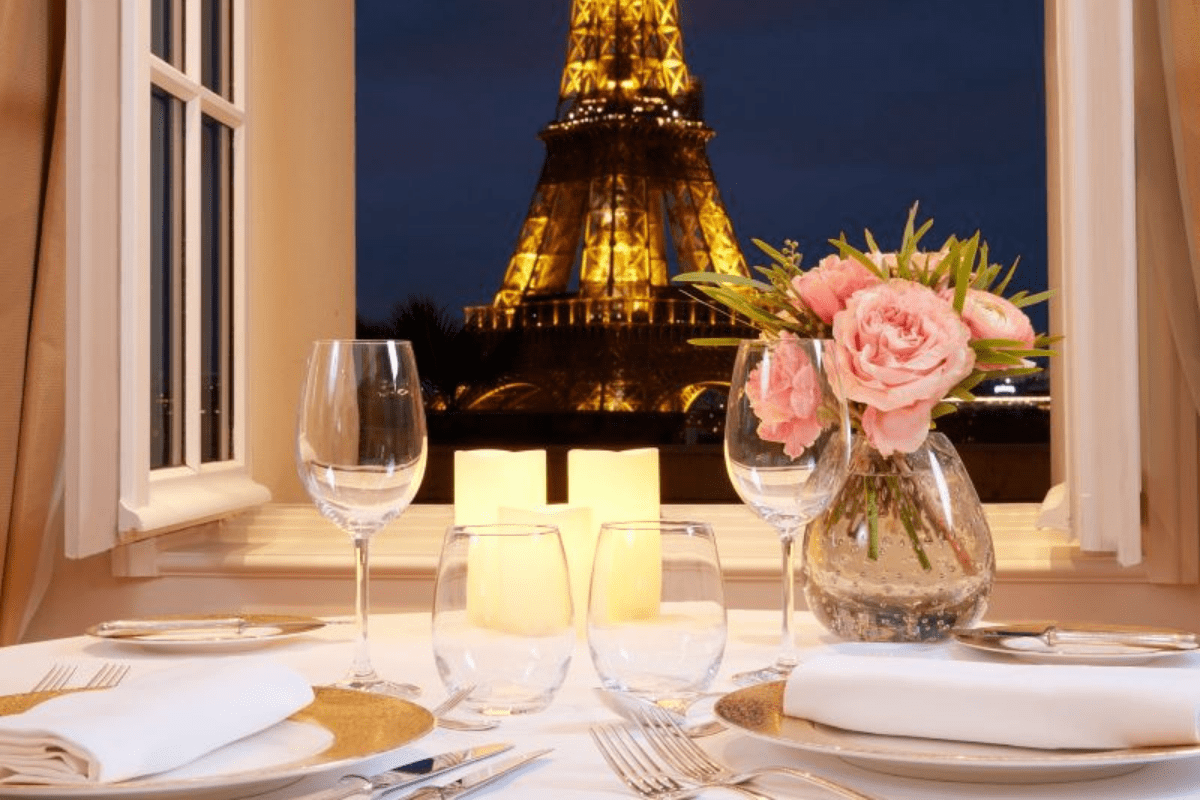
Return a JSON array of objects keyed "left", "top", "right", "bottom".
[
  {"left": 335, "top": 676, "right": 423, "bottom": 698},
  {"left": 731, "top": 662, "right": 795, "bottom": 687}
]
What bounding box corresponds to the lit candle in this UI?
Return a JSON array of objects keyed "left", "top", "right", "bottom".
[
  {"left": 453, "top": 449, "right": 547, "bottom": 525},
  {"left": 461, "top": 523, "right": 573, "bottom": 637},
  {"left": 567, "top": 448, "right": 661, "bottom": 622},
  {"left": 498, "top": 504, "right": 593, "bottom": 636}
]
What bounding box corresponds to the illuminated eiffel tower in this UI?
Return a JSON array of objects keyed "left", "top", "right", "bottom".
[{"left": 462, "top": 0, "right": 753, "bottom": 414}]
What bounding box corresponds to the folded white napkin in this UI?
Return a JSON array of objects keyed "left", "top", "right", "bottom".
[
  {"left": 0, "top": 657, "right": 314, "bottom": 785},
  {"left": 783, "top": 654, "right": 1200, "bottom": 750}
]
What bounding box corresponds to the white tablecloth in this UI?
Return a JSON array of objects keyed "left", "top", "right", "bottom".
[{"left": 3, "top": 610, "right": 1200, "bottom": 799}]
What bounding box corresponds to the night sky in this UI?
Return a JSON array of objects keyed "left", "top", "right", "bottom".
[{"left": 355, "top": 0, "right": 1049, "bottom": 334}]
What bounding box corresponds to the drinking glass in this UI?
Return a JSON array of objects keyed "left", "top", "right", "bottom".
[
  {"left": 295, "top": 339, "right": 427, "bottom": 696},
  {"left": 724, "top": 338, "right": 849, "bottom": 684},
  {"left": 432, "top": 523, "right": 575, "bottom": 715},
  {"left": 588, "top": 520, "right": 726, "bottom": 700}
]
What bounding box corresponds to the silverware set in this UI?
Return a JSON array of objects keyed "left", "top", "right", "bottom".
[
  {"left": 29, "top": 662, "right": 131, "bottom": 692},
  {"left": 21, "top": 662, "right": 869, "bottom": 800},
  {"left": 592, "top": 704, "right": 878, "bottom": 800}
]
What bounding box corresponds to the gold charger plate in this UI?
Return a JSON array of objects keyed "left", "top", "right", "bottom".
[
  {"left": 85, "top": 613, "right": 327, "bottom": 651},
  {"left": 714, "top": 682, "right": 1200, "bottom": 783},
  {"left": 0, "top": 686, "right": 434, "bottom": 798}
]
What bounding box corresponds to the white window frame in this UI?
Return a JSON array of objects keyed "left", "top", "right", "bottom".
[
  {"left": 82, "top": 0, "right": 1151, "bottom": 581},
  {"left": 1045, "top": 0, "right": 1142, "bottom": 565},
  {"left": 66, "top": 0, "right": 267, "bottom": 560}
]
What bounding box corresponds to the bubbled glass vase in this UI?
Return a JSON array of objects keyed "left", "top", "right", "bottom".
[{"left": 801, "top": 432, "right": 995, "bottom": 642}]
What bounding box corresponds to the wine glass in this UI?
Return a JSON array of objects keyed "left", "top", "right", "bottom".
[
  {"left": 724, "top": 337, "right": 849, "bottom": 685},
  {"left": 295, "top": 339, "right": 428, "bottom": 696}
]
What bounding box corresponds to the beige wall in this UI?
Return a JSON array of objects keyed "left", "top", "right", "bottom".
[
  {"left": 247, "top": 0, "right": 358, "bottom": 503},
  {"left": 25, "top": 0, "right": 357, "bottom": 641}
]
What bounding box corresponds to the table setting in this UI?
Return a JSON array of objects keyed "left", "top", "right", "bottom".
[{"left": 5, "top": 224, "right": 1199, "bottom": 800}]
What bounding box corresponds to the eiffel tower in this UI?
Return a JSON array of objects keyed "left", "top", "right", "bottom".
[{"left": 461, "top": 0, "right": 754, "bottom": 414}]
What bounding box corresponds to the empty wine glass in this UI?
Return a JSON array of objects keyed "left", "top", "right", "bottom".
[
  {"left": 296, "top": 340, "right": 427, "bottom": 696},
  {"left": 724, "top": 337, "right": 849, "bottom": 685}
]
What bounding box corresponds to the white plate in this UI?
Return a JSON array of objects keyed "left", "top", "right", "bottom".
[
  {"left": 85, "top": 614, "right": 327, "bottom": 652},
  {"left": 953, "top": 623, "right": 1199, "bottom": 665},
  {"left": 714, "top": 682, "right": 1200, "bottom": 783},
  {"left": 0, "top": 686, "right": 434, "bottom": 798}
]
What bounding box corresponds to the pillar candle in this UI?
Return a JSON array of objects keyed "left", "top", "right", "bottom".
[
  {"left": 567, "top": 448, "right": 661, "bottom": 623},
  {"left": 453, "top": 449, "right": 547, "bottom": 525},
  {"left": 498, "top": 504, "right": 593, "bottom": 636}
]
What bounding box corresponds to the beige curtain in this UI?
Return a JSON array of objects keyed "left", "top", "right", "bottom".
[
  {"left": 1136, "top": 0, "right": 1200, "bottom": 581},
  {"left": 0, "top": 0, "right": 66, "bottom": 643}
]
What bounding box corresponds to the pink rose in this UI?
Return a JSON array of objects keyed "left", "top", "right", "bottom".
[
  {"left": 951, "top": 288, "right": 1036, "bottom": 370},
  {"left": 789, "top": 255, "right": 881, "bottom": 325},
  {"left": 745, "top": 336, "right": 824, "bottom": 458},
  {"left": 831, "top": 280, "right": 975, "bottom": 456}
]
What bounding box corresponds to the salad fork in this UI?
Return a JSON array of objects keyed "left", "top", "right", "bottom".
[
  {"left": 633, "top": 706, "right": 877, "bottom": 800},
  {"left": 30, "top": 664, "right": 76, "bottom": 692},
  {"left": 591, "top": 723, "right": 774, "bottom": 800}
]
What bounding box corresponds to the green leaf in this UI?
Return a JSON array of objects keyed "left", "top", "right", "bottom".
[
  {"left": 949, "top": 387, "right": 978, "bottom": 402},
  {"left": 930, "top": 401, "right": 959, "bottom": 419},
  {"left": 1011, "top": 289, "right": 1054, "bottom": 309},
  {"left": 971, "top": 337, "right": 1027, "bottom": 349},
  {"left": 994, "top": 256, "right": 1021, "bottom": 295},
  {"left": 673, "top": 271, "right": 774, "bottom": 291},
  {"left": 752, "top": 238, "right": 798, "bottom": 269},
  {"left": 687, "top": 337, "right": 746, "bottom": 347}
]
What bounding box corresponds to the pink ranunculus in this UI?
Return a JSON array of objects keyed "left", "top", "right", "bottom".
[
  {"left": 789, "top": 254, "right": 881, "bottom": 325},
  {"left": 830, "top": 280, "right": 975, "bottom": 456},
  {"left": 952, "top": 288, "right": 1036, "bottom": 370},
  {"left": 745, "top": 336, "right": 824, "bottom": 458}
]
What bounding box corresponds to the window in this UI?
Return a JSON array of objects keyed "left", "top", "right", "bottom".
[{"left": 65, "top": 0, "right": 267, "bottom": 559}]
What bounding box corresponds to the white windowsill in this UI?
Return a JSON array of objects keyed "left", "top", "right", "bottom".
[{"left": 110, "top": 502, "right": 1145, "bottom": 584}]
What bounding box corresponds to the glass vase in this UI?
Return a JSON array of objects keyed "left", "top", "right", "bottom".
[{"left": 801, "top": 432, "right": 995, "bottom": 642}]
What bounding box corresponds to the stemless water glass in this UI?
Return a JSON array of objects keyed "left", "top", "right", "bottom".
[
  {"left": 295, "top": 339, "right": 427, "bottom": 697},
  {"left": 588, "top": 520, "right": 727, "bottom": 700},
  {"left": 432, "top": 523, "right": 575, "bottom": 715},
  {"left": 725, "top": 338, "right": 849, "bottom": 684}
]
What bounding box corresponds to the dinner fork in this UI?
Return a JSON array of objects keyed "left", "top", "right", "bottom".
[
  {"left": 591, "top": 723, "right": 774, "bottom": 800},
  {"left": 633, "top": 706, "right": 877, "bottom": 800},
  {"left": 30, "top": 664, "right": 76, "bottom": 692},
  {"left": 86, "top": 662, "right": 131, "bottom": 689},
  {"left": 432, "top": 685, "right": 499, "bottom": 731}
]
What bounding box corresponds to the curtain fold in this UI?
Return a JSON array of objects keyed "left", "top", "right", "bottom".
[
  {"left": 1136, "top": 0, "right": 1200, "bottom": 581},
  {"left": 0, "top": 0, "right": 67, "bottom": 644}
]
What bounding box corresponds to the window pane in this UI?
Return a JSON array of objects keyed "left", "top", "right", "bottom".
[
  {"left": 151, "top": 0, "right": 184, "bottom": 69},
  {"left": 151, "top": 88, "right": 186, "bottom": 469},
  {"left": 201, "top": 115, "right": 234, "bottom": 463},
  {"left": 201, "top": 0, "right": 233, "bottom": 98}
]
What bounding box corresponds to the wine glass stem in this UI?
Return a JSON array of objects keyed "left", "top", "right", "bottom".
[
  {"left": 348, "top": 534, "right": 378, "bottom": 683},
  {"left": 777, "top": 530, "right": 799, "bottom": 669}
]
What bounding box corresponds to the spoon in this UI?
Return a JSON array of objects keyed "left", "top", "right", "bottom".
[{"left": 595, "top": 688, "right": 726, "bottom": 737}]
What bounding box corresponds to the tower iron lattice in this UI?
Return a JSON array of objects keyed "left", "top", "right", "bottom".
[{"left": 462, "top": 0, "right": 753, "bottom": 414}]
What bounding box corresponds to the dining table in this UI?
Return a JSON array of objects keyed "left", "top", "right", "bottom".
[{"left": 3, "top": 608, "right": 1200, "bottom": 800}]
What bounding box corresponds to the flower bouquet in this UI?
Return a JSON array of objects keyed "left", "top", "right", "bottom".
[{"left": 678, "top": 205, "right": 1059, "bottom": 640}]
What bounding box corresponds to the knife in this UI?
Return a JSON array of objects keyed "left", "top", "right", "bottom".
[
  {"left": 961, "top": 624, "right": 1199, "bottom": 651},
  {"left": 90, "top": 617, "right": 322, "bottom": 638},
  {"left": 276, "top": 742, "right": 513, "bottom": 800},
  {"left": 389, "top": 748, "right": 552, "bottom": 800}
]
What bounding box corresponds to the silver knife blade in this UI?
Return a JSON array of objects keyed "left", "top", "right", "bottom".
[
  {"left": 289, "top": 742, "right": 513, "bottom": 800},
  {"left": 959, "top": 624, "right": 1199, "bottom": 651},
  {"left": 393, "top": 748, "right": 552, "bottom": 800},
  {"left": 90, "top": 616, "right": 323, "bottom": 638}
]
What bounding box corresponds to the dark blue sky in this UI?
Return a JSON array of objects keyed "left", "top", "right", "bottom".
[{"left": 355, "top": 0, "right": 1048, "bottom": 333}]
